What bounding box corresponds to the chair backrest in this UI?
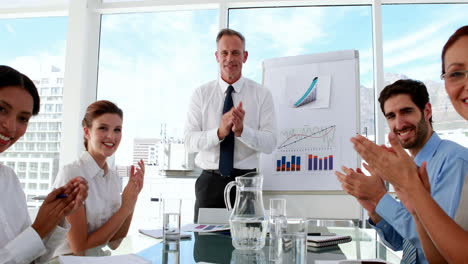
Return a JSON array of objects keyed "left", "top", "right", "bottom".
[{"left": 307, "top": 218, "right": 356, "bottom": 228}]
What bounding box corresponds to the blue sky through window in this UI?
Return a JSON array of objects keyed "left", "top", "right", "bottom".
[
  {"left": 229, "top": 5, "right": 374, "bottom": 87},
  {"left": 0, "top": 16, "right": 67, "bottom": 77},
  {"left": 382, "top": 3, "right": 468, "bottom": 82},
  {"left": 98, "top": 10, "right": 219, "bottom": 164}
]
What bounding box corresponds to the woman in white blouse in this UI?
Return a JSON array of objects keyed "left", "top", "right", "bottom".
[
  {"left": 0, "top": 65, "right": 88, "bottom": 264},
  {"left": 53, "top": 100, "right": 145, "bottom": 256}
]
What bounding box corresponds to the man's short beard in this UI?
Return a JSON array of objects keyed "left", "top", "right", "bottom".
[{"left": 398, "top": 116, "right": 429, "bottom": 150}]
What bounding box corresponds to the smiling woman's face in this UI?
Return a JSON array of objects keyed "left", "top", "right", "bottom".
[
  {"left": 444, "top": 35, "right": 468, "bottom": 120},
  {"left": 84, "top": 113, "right": 123, "bottom": 163},
  {"left": 0, "top": 86, "right": 33, "bottom": 153}
]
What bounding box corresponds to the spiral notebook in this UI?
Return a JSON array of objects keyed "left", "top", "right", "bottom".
[{"left": 307, "top": 235, "right": 352, "bottom": 248}]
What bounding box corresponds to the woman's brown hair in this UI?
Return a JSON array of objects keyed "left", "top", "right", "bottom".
[{"left": 441, "top": 25, "right": 468, "bottom": 74}]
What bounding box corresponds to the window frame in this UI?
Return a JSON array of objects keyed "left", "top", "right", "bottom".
[{"left": 2, "top": 0, "right": 468, "bottom": 225}]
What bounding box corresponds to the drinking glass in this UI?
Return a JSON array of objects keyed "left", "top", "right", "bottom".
[
  {"left": 231, "top": 249, "right": 266, "bottom": 264},
  {"left": 163, "top": 198, "right": 181, "bottom": 242},
  {"left": 269, "top": 198, "right": 287, "bottom": 238},
  {"left": 269, "top": 198, "right": 287, "bottom": 261},
  {"left": 279, "top": 218, "right": 307, "bottom": 264},
  {"left": 162, "top": 241, "right": 180, "bottom": 264}
]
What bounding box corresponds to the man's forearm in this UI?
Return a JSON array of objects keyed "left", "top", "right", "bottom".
[{"left": 185, "top": 129, "right": 219, "bottom": 152}]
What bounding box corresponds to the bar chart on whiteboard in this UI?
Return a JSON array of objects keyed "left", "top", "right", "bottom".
[{"left": 274, "top": 125, "right": 336, "bottom": 175}]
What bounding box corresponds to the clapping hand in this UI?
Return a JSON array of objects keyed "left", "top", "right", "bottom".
[
  {"left": 394, "top": 162, "right": 431, "bottom": 215},
  {"left": 231, "top": 102, "right": 244, "bottom": 137},
  {"left": 121, "top": 160, "right": 145, "bottom": 214},
  {"left": 68, "top": 176, "right": 88, "bottom": 213},
  {"left": 335, "top": 165, "right": 387, "bottom": 215},
  {"left": 351, "top": 132, "right": 422, "bottom": 191},
  {"left": 32, "top": 176, "right": 88, "bottom": 238},
  {"left": 218, "top": 102, "right": 245, "bottom": 139}
]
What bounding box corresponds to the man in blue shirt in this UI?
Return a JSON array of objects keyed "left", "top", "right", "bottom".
[{"left": 336, "top": 79, "right": 468, "bottom": 263}]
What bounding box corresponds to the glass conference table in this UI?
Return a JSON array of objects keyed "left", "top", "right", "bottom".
[{"left": 50, "top": 227, "right": 402, "bottom": 263}]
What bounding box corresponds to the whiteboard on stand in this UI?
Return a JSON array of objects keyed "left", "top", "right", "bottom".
[{"left": 260, "top": 50, "right": 361, "bottom": 191}]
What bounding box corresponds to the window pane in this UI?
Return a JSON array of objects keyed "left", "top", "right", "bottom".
[
  {"left": 0, "top": 16, "right": 67, "bottom": 206},
  {"left": 0, "top": 0, "right": 69, "bottom": 9},
  {"left": 28, "top": 183, "right": 37, "bottom": 190},
  {"left": 229, "top": 5, "right": 375, "bottom": 138},
  {"left": 98, "top": 10, "right": 218, "bottom": 227},
  {"left": 29, "top": 162, "right": 38, "bottom": 171},
  {"left": 382, "top": 4, "right": 468, "bottom": 147},
  {"left": 6, "top": 162, "right": 15, "bottom": 169},
  {"left": 30, "top": 172, "right": 38, "bottom": 179}
]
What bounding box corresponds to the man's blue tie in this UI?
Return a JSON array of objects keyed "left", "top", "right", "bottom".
[
  {"left": 219, "top": 85, "right": 235, "bottom": 177},
  {"left": 401, "top": 239, "right": 417, "bottom": 264}
]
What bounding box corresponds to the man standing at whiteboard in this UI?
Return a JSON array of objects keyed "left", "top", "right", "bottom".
[
  {"left": 184, "top": 28, "right": 277, "bottom": 222},
  {"left": 336, "top": 79, "right": 468, "bottom": 263}
]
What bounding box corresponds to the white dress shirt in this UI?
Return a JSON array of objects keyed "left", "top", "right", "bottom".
[
  {"left": 53, "top": 151, "right": 122, "bottom": 256},
  {"left": 185, "top": 76, "right": 277, "bottom": 170},
  {"left": 0, "top": 164, "right": 67, "bottom": 264}
]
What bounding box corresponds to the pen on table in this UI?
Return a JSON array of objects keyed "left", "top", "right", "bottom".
[
  {"left": 56, "top": 193, "right": 68, "bottom": 199},
  {"left": 32, "top": 194, "right": 68, "bottom": 200},
  {"left": 307, "top": 232, "right": 336, "bottom": 236}
]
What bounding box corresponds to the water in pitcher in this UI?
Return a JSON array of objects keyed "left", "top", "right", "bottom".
[
  {"left": 224, "top": 173, "right": 268, "bottom": 250},
  {"left": 230, "top": 217, "right": 268, "bottom": 250}
]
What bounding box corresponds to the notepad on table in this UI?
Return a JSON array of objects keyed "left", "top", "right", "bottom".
[
  {"left": 138, "top": 229, "right": 191, "bottom": 239},
  {"left": 307, "top": 235, "right": 352, "bottom": 248}
]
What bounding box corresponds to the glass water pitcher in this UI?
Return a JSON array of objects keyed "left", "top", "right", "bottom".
[{"left": 224, "top": 172, "right": 268, "bottom": 250}]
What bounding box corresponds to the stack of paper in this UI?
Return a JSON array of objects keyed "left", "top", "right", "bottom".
[
  {"left": 138, "top": 229, "right": 191, "bottom": 239},
  {"left": 307, "top": 235, "right": 352, "bottom": 248},
  {"left": 58, "top": 254, "right": 150, "bottom": 264},
  {"left": 181, "top": 223, "right": 230, "bottom": 233}
]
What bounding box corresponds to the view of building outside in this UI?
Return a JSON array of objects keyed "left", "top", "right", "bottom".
[
  {"left": 133, "top": 138, "right": 160, "bottom": 166},
  {"left": 382, "top": 3, "right": 468, "bottom": 146},
  {"left": 97, "top": 9, "right": 219, "bottom": 226},
  {"left": 0, "top": 16, "right": 67, "bottom": 207}
]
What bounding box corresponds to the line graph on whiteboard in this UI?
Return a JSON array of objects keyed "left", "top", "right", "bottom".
[
  {"left": 277, "top": 125, "right": 336, "bottom": 152},
  {"left": 273, "top": 125, "right": 337, "bottom": 175}
]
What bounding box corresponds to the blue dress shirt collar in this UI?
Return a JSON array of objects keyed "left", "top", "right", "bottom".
[{"left": 414, "top": 132, "right": 441, "bottom": 167}]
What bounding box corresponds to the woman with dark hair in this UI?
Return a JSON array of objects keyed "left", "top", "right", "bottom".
[
  {"left": 53, "top": 100, "right": 145, "bottom": 256},
  {"left": 0, "top": 65, "right": 88, "bottom": 263},
  {"left": 351, "top": 26, "right": 468, "bottom": 263}
]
